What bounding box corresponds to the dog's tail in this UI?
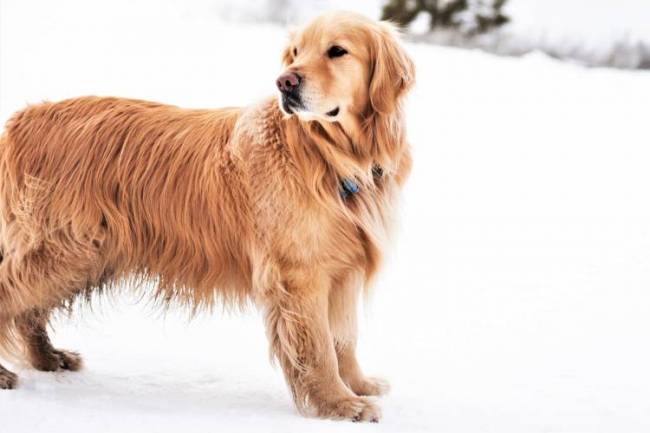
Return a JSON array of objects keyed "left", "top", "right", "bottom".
[
  {"left": 0, "top": 318, "right": 24, "bottom": 364},
  {"left": 0, "top": 252, "right": 25, "bottom": 363},
  {"left": 0, "top": 132, "right": 26, "bottom": 363}
]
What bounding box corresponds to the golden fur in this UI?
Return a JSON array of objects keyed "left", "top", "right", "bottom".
[{"left": 0, "top": 11, "right": 414, "bottom": 421}]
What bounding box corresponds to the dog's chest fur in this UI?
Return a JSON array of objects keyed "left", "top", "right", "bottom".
[{"left": 232, "top": 100, "right": 396, "bottom": 279}]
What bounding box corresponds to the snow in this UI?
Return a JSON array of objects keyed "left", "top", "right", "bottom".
[
  {"left": 2, "top": 1, "right": 650, "bottom": 432},
  {"left": 497, "top": 0, "right": 650, "bottom": 69},
  {"left": 506, "top": 0, "right": 650, "bottom": 50},
  {"left": 407, "top": 0, "right": 650, "bottom": 69}
]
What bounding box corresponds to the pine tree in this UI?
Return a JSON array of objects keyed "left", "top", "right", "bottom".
[{"left": 381, "top": 0, "right": 509, "bottom": 35}]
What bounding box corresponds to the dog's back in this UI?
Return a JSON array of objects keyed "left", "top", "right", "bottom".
[{"left": 0, "top": 97, "right": 252, "bottom": 345}]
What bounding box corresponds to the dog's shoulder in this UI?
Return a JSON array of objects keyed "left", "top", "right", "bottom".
[
  {"left": 232, "top": 98, "right": 280, "bottom": 146},
  {"left": 231, "top": 97, "right": 296, "bottom": 188}
]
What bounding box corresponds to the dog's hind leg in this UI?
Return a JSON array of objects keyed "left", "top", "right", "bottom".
[
  {"left": 15, "top": 309, "right": 82, "bottom": 372},
  {"left": 0, "top": 229, "right": 104, "bottom": 383},
  {"left": 0, "top": 362, "right": 17, "bottom": 389}
]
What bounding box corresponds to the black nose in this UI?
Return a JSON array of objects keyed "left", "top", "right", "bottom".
[{"left": 276, "top": 72, "right": 301, "bottom": 93}]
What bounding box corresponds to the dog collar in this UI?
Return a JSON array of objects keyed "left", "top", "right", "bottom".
[
  {"left": 339, "top": 164, "right": 384, "bottom": 199},
  {"left": 339, "top": 178, "right": 360, "bottom": 199}
]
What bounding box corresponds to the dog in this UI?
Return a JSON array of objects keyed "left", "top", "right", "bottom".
[{"left": 0, "top": 11, "right": 414, "bottom": 421}]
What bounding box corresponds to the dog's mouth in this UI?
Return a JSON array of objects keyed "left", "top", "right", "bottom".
[
  {"left": 281, "top": 95, "right": 340, "bottom": 120},
  {"left": 326, "top": 107, "right": 339, "bottom": 117},
  {"left": 281, "top": 94, "right": 304, "bottom": 114}
]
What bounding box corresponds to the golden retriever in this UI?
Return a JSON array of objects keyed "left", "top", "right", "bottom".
[{"left": 0, "top": 11, "right": 414, "bottom": 421}]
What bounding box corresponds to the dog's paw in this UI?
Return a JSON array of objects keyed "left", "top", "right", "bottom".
[
  {"left": 33, "top": 349, "right": 83, "bottom": 372},
  {"left": 0, "top": 369, "right": 18, "bottom": 390},
  {"left": 53, "top": 350, "right": 83, "bottom": 371},
  {"left": 350, "top": 376, "right": 390, "bottom": 397},
  {"left": 318, "top": 396, "right": 381, "bottom": 422}
]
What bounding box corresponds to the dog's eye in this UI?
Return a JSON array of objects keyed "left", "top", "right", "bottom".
[
  {"left": 293, "top": 47, "right": 298, "bottom": 56},
  {"left": 327, "top": 45, "right": 347, "bottom": 59}
]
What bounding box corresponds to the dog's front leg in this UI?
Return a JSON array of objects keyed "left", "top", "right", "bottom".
[
  {"left": 329, "top": 275, "right": 390, "bottom": 397},
  {"left": 260, "top": 272, "right": 381, "bottom": 422}
]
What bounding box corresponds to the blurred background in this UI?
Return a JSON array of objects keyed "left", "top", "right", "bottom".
[
  {"left": 1, "top": 1, "right": 649, "bottom": 433},
  {"left": 223, "top": 0, "right": 650, "bottom": 69}
]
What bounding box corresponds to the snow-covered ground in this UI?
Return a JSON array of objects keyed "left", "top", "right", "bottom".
[{"left": 2, "top": 1, "right": 650, "bottom": 432}]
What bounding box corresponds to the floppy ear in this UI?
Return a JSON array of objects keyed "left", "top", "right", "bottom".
[{"left": 369, "top": 22, "right": 415, "bottom": 114}]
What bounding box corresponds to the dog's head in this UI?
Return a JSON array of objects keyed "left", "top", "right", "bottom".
[{"left": 276, "top": 11, "right": 415, "bottom": 123}]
